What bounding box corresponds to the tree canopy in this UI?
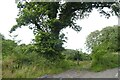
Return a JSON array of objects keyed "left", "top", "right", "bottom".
[
  {"left": 85, "top": 26, "right": 119, "bottom": 71},
  {"left": 85, "top": 25, "right": 119, "bottom": 53},
  {"left": 10, "top": 1, "right": 120, "bottom": 60},
  {"left": 10, "top": 2, "right": 120, "bottom": 33}
]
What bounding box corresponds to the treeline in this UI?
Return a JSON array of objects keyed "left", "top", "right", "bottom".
[{"left": 62, "top": 49, "right": 91, "bottom": 61}]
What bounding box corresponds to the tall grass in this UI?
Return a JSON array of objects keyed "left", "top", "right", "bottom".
[
  {"left": 91, "top": 52, "right": 118, "bottom": 72},
  {"left": 2, "top": 53, "right": 78, "bottom": 78}
]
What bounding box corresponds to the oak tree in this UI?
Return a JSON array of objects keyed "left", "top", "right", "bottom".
[{"left": 10, "top": 1, "right": 119, "bottom": 60}]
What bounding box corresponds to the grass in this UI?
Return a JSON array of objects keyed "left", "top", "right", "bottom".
[
  {"left": 3, "top": 51, "right": 118, "bottom": 78},
  {"left": 2, "top": 54, "right": 92, "bottom": 78},
  {"left": 71, "top": 61, "right": 92, "bottom": 71},
  {"left": 90, "top": 53, "right": 118, "bottom": 72},
  {"left": 2, "top": 55, "right": 72, "bottom": 78}
]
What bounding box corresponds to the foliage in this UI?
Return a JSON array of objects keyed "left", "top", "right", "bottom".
[
  {"left": 2, "top": 40, "right": 17, "bottom": 57},
  {"left": 85, "top": 30, "right": 100, "bottom": 52},
  {"left": 81, "top": 53, "right": 92, "bottom": 61},
  {"left": 62, "top": 49, "right": 77, "bottom": 60},
  {"left": 85, "top": 26, "right": 119, "bottom": 71},
  {"left": 91, "top": 52, "right": 118, "bottom": 72},
  {"left": 2, "top": 1, "right": 120, "bottom": 77},
  {"left": 0, "top": 33, "right": 4, "bottom": 40},
  {"left": 2, "top": 34, "right": 92, "bottom": 78},
  {"left": 62, "top": 49, "right": 91, "bottom": 61},
  {"left": 10, "top": 1, "right": 119, "bottom": 60},
  {"left": 35, "top": 31, "right": 64, "bottom": 60},
  {"left": 1, "top": 35, "right": 78, "bottom": 78},
  {"left": 85, "top": 25, "right": 119, "bottom": 53}
]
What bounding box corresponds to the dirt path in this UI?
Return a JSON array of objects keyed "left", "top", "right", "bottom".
[{"left": 51, "top": 68, "right": 118, "bottom": 78}]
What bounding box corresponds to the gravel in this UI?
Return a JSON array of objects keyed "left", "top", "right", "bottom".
[{"left": 51, "top": 68, "right": 118, "bottom": 78}]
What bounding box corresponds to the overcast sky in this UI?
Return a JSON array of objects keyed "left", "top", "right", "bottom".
[{"left": 0, "top": 0, "right": 118, "bottom": 52}]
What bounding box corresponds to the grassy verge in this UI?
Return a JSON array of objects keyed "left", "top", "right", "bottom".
[
  {"left": 90, "top": 53, "right": 118, "bottom": 72},
  {"left": 2, "top": 54, "right": 75, "bottom": 78},
  {"left": 3, "top": 52, "right": 118, "bottom": 78}
]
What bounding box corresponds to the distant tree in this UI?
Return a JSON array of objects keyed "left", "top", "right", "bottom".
[
  {"left": 2, "top": 39, "right": 17, "bottom": 57},
  {"left": 0, "top": 33, "right": 5, "bottom": 40},
  {"left": 81, "top": 53, "right": 92, "bottom": 61},
  {"left": 62, "top": 49, "right": 77, "bottom": 60}
]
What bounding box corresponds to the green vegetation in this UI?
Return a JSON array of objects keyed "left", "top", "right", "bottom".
[
  {"left": 10, "top": 1, "right": 119, "bottom": 61},
  {"left": 2, "top": 26, "right": 119, "bottom": 77},
  {"left": 91, "top": 53, "right": 118, "bottom": 72},
  {"left": 2, "top": 1, "right": 120, "bottom": 78},
  {"left": 62, "top": 49, "right": 91, "bottom": 61},
  {"left": 2, "top": 34, "right": 91, "bottom": 78},
  {"left": 85, "top": 26, "right": 119, "bottom": 72}
]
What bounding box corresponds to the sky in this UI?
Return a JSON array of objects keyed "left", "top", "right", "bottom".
[{"left": 0, "top": 0, "right": 118, "bottom": 52}]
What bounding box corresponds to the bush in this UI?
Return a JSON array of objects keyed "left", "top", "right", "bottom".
[{"left": 91, "top": 52, "right": 118, "bottom": 72}]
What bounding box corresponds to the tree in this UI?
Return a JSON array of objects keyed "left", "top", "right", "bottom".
[
  {"left": 85, "top": 26, "right": 119, "bottom": 71},
  {"left": 85, "top": 30, "right": 100, "bottom": 52},
  {"left": 0, "top": 33, "right": 4, "bottom": 40},
  {"left": 85, "top": 26, "right": 119, "bottom": 53},
  {"left": 62, "top": 49, "right": 78, "bottom": 60},
  {"left": 2, "top": 39, "right": 17, "bottom": 57},
  {"left": 10, "top": 1, "right": 119, "bottom": 60}
]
